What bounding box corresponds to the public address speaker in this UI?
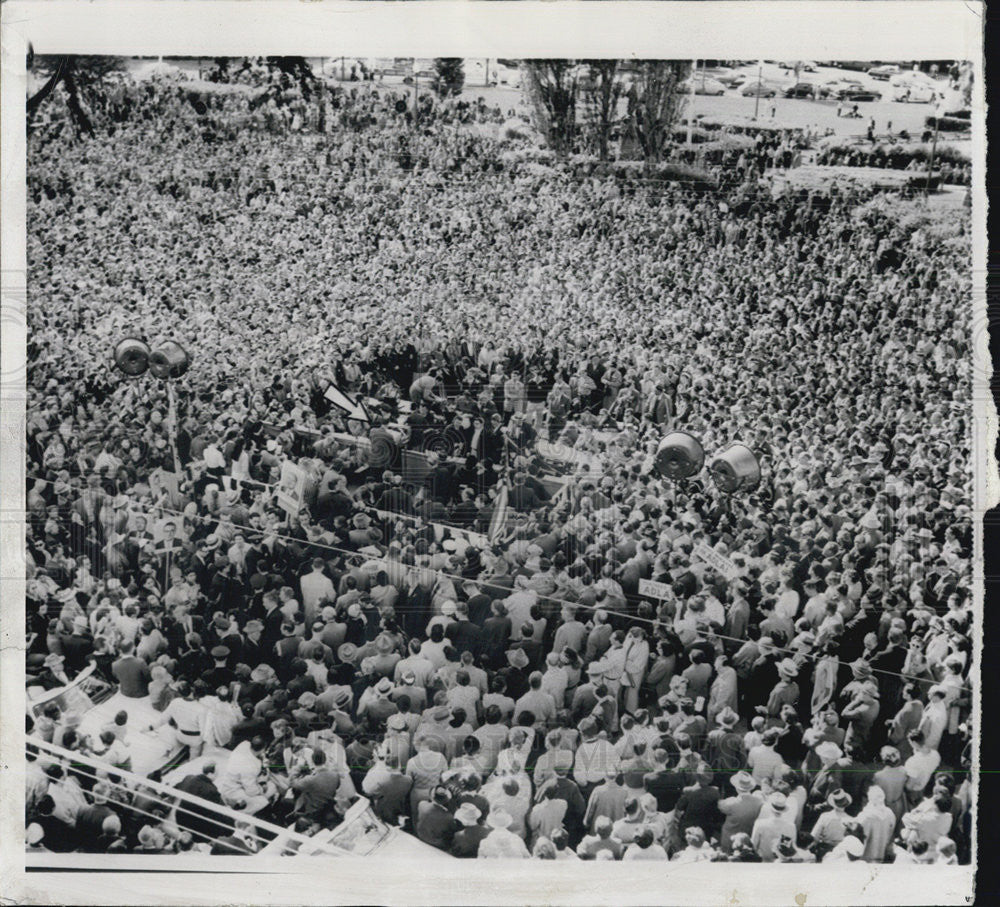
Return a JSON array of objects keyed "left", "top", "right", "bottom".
[
  {"left": 148, "top": 341, "right": 191, "bottom": 379},
  {"left": 653, "top": 432, "right": 705, "bottom": 480},
  {"left": 368, "top": 426, "right": 401, "bottom": 469},
  {"left": 113, "top": 338, "right": 151, "bottom": 377},
  {"left": 709, "top": 444, "right": 761, "bottom": 493}
]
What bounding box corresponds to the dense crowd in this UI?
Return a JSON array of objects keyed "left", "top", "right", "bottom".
[
  {"left": 815, "top": 144, "right": 972, "bottom": 186},
  {"left": 24, "top": 69, "right": 974, "bottom": 863}
]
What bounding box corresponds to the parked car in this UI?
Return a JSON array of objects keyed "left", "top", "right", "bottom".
[
  {"left": 741, "top": 81, "right": 777, "bottom": 98},
  {"left": 716, "top": 72, "right": 747, "bottom": 88},
  {"left": 783, "top": 82, "right": 817, "bottom": 99},
  {"left": 684, "top": 76, "right": 727, "bottom": 96},
  {"left": 839, "top": 87, "right": 882, "bottom": 102},
  {"left": 867, "top": 64, "right": 901, "bottom": 80},
  {"left": 817, "top": 78, "right": 863, "bottom": 98},
  {"left": 778, "top": 61, "right": 817, "bottom": 74},
  {"left": 892, "top": 83, "right": 937, "bottom": 103}
]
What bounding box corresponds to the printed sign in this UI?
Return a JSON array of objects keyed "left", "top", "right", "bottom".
[
  {"left": 148, "top": 468, "right": 180, "bottom": 503},
  {"left": 638, "top": 578, "right": 674, "bottom": 600},
  {"left": 692, "top": 543, "right": 740, "bottom": 580},
  {"left": 275, "top": 460, "right": 307, "bottom": 515}
]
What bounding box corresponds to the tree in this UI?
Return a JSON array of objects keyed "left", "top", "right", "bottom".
[
  {"left": 579, "top": 60, "right": 622, "bottom": 162},
  {"left": 520, "top": 60, "right": 579, "bottom": 156},
  {"left": 622, "top": 60, "right": 691, "bottom": 166},
  {"left": 27, "top": 53, "right": 126, "bottom": 136},
  {"left": 433, "top": 58, "right": 465, "bottom": 98}
]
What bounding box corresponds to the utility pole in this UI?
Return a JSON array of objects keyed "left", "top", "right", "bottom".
[
  {"left": 687, "top": 60, "right": 697, "bottom": 144},
  {"left": 753, "top": 60, "right": 763, "bottom": 120},
  {"left": 413, "top": 65, "right": 419, "bottom": 129},
  {"left": 341, "top": 56, "right": 346, "bottom": 81},
  {"left": 925, "top": 103, "right": 941, "bottom": 200},
  {"left": 166, "top": 383, "right": 181, "bottom": 475}
]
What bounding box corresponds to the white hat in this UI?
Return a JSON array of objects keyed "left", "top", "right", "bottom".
[
  {"left": 777, "top": 658, "right": 799, "bottom": 679},
  {"left": 487, "top": 808, "right": 513, "bottom": 829},
  {"left": 841, "top": 836, "right": 864, "bottom": 857},
  {"left": 815, "top": 741, "right": 843, "bottom": 763},
  {"left": 454, "top": 803, "right": 482, "bottom": 827}
]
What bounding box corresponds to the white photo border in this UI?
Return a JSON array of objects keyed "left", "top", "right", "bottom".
[{"left": 1, "top": 2, "right": 987, "bottom": 904}]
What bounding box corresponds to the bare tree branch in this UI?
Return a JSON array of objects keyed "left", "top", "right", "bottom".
[
  {"left": 579, "top": 60, "right": 622, "bottom": 162},
  {"left": 624, "top": 61, "right": 691, "bottom": 166},
  {"left": 520, "top": 60, "right": 579, "bottom": 157}
]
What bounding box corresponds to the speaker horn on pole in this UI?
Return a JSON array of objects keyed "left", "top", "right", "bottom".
[
  {"left": 653, "top": 431, "right": 705, "bottom": 480},
  {"left": 113, "top": 338, "right": 151, "bottom": 377},
  {"left": 148, "top": 341, "right": 191, "bottom": 379},
  {"left": 709, "top": 443, "right": 761, "bottom": 493}
]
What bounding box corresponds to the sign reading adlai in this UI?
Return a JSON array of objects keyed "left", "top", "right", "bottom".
[
  {"left": 692, "top": 543, "right": 740, "bottom": 579},
  {"left": 638, "top": 578, "right": 673, "bottom": 600}
]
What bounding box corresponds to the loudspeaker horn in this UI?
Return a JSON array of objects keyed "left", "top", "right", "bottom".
[
  {"left": 653, "top": 431, "right": 705, "bottom": 480},
  {"left": 709, "top": 443, "right": 761, "bottom": 493},
  {"left": 148, "top": 341, "right": 191, "bottom": 379},
  {"left": 113, "top": 338, "right": 151, "bottom": 377},
  {"left": 367, "top": 426, "right": 401, "bottom": 469}
]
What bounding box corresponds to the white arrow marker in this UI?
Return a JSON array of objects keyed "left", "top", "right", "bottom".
[{"left": 324, "top": 382, "right": 371, "bottom": 423}]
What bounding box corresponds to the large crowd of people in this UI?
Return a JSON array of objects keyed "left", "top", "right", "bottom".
[{"left": 23, "top": 65, "right": 974, "bottom": 863}]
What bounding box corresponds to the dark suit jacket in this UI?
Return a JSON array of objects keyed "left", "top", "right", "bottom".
[
  {"left": 112, "top": 655, "right": 151, "bottom": 697},
  {"left": 675, "top": 785, "right": 723, "bottom": 837},
  {"left": 60, "top": 632, "right": 93, "bottom": 676},
  {"left": 509, "top": 485, "right": 539, "bottom": 513},
  {"left": 174, "top": 773, "right": 233, "bottom": 838},
  {"left": 643, "top": 769, "right": 688, "bottom": 813},
  {"left": 451, "top": 825, "right": 491, "bottom": 858},
  {"left": 369, "top": 772, "right": 413, "bottom": 824},
  {"left": 464, "top": 593, "right": 492, "bottom": 627},
  {"left": 416, "top": 802, "right": 456, "bottom": 850},
  {"left": 165, "top": 615, "right": 205, "bottom": 654},
  {"left": 446, "top": 620, "right": 484, "bottom": 659},
  {"left": 292, "top": 769, "right": 342, "bottom": 820}
]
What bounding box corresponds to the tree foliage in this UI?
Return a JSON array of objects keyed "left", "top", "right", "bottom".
[
  {"left": 433, "top": 58, "right": 465, "bottom": 98},
  {"left": 578, "top": 60, "right": 623, "bottom": 162},
  {"left": 623, "top": 61, "right": 691, "bottom": 165},
  {"left": 520, "top": 60, "right": 579, "bottom": 157},
  {"left": 28, "top": 54, "right": 127, "bottom": 136}
]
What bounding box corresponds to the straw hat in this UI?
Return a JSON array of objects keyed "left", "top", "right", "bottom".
[
  {"left": 337, "top": 642, "right": 359, "bottom": 664},
  {"left": 776, "top": 658, "right": 799, "bottom": 679},
  {"left": 730, "top": 771, "right": 756, "bottom": 793},
  {"left": 716, "top": 707, "right": 739, "bottom": 729},
  {"left": 506, "top": 648, "right": 529, "bottom": 670},
  {"left": 828, "top": 789, "right": 852, "bottom": 809},
  {"left": 815, "top": 741, "right": 843, "bottom": 763},
  {"left": 455, "top": 803, "right": 482, "bottom": 827},
  {"left": 487, "top": 808, "right": 513, "bottom": 829}
]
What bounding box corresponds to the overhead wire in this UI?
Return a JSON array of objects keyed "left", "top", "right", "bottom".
[{"left": 22, "top": 473, "right": 973, "bottom": 694}]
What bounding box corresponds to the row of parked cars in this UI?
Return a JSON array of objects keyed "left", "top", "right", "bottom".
[{"left": 685, "top": 64, "right": 940, "bottom": 104}]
